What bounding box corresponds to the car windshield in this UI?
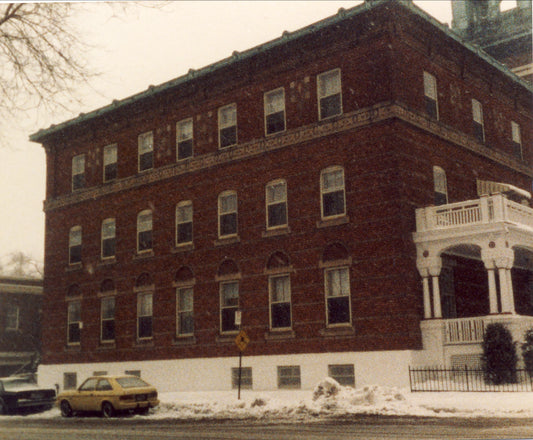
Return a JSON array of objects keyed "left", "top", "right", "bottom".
[
  {"left": 115, "top": 377, "right": 149, "bottom": 389},
  {"left": 2, "top": 377, "right": 36, "bottom": 391}
]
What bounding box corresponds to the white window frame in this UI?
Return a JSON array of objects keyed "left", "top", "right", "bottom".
[
  {"left": 137, "top": 292, "right": 153, "bottom": 340},
  {"left": 176, "top": 201, "right": 193, "bottom": 246},
  {"left": 220, "top": 281, "right": 239, "bottom": 334},
  {"left": 264, "top": 88, "right": 286, "bottom": 135},
  {"left": 5, "top": 304, "right": 19, "bottom": 331},
  {"left": 328, "top": 364, "right": 355, "bottom": 387},
  {"left": 137, "top": 210, "right": 153, "bottom": 253},
  {"left": 69, "top": 225, "right": 82, "bottom": 265},
  {"left": 67, "top": 300, "right": 81, "bottom": 345},
  {"left": 511, "top": 121, "right": 523, "bottom": 159},
  {"left": 100, "top": 296, "right": 115, "bottom": 343},
  {"left": 324, "top": 266, "right": 352, "bottom": 327},
  {"left": 317, "top": 68, "right": 342, "bottom": 120},
  {"left": 72, "top": 154, "right": 85, "bottom": 191},
  {"left": 266, "top": 179, "right": 288, "bottom": 230},
  {"left": 218, "top": 103, "right": 237, "bottom": 148},
  {"left": 138, "top": 131, "right": 154, "bottom": 172},
  {"left": 277, "top": 365, "right": 301, "bottom": 389},
  {"left": 269, "top": 274, "right": 292, "bottom": 330},
  {"left": 218, "top": 191, "right": 238, "bottom": 238},
  {"left": 472, "top": 99, "right": 485, "bottom": 143},
  {"left": 103, "top": 144, "right": 117, "bottom": 182},
  {"left": 423, "top": 71, "right": 439, "bottom": 120},
  {"left": 176, "top": 286, "right": 194, "bottom": 337},
  {"left": 101, "top": 218, "right": 116, "bottom": 260},
  {"left": 320, "top": 166, "right": 346, "bottom": 220},
  {"left": 176, "top": 118, "right": 193, "bottom": 161},
  {"left": 231, "top": 367, "right": 253, "bottom": 389}
]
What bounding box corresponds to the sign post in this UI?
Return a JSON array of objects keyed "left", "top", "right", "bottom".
[{"left": 234, "top": 324, "right": 250, "bottom": 400}]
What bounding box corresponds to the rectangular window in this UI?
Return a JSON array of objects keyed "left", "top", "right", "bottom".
[
  {"left": 472, "top": 99, "right": 485, "bottom": 143},
  {"left": 277, "top": 365, "right": 301, "bottom": 389},
  {"left": 321, "top": 168, "right": 346, "bottom": 219},
  {"left": 218, "top": 192, "right": 238, "bottom": 238},
  {"left": 93, "top": 371, "right": 108, "bottom": 377},
  {"left": 220, "top": 281, "right": 239, "bottom": 333},
  {"left": 72, "top": 154, "right": 85, "bottom": 191},
  {"left": 317, "top": 69, "right": 342, "bottom": 120},
  {"left": 176, "top": 118, "right": 193, "bottom": 160},
  {"left": 137, "top": 293, "right": 153, "bottom": 340},
  {"left": 219, "top": 104, "right": 237, "bottom": 148},
  {"left": 101, "top": 218, "right": 116, "bottom": 259},
  {"left": 511, "top": 121, "right": 522, "bottom": 160},
  {"left": 264, "top": 88, "right": 286, "bottom": 135},
  {"left": 325, "top": 267, "right": 351, "bottom": 326},
  {"left": 266, "top": 180, "right": 288, "bottom": 229},
  {"left": 69, "top": 226, "right": 82, "bottom": 265},
  {"left": 328, "top": 364, "right": 355, "bottom": 387},
  {"left": 63, "top": 373, "right": 77, "bottom": 390},
  {"left": 5, "top": 304, "right": 19, "bottom": 331},
  {"left": 423, "top": 72, "right": 438, "bottom": 119},
  {"left": 67, "top": 301, "right": 81, "bottom": 345},
  {"left": 269, "top": 275, "right": 291, "bottom": 329},
  {"left": 138, "top": 131, "right": 154, "bottom": 172},
  {"left": 125, "top": 370, "right": 141, "bottom": 377},
  {"left": 137, "top": 210, "right": 153, "bottom": 252},
  {"left": 177, "top": 287, "right": 194, "bottom": 336},
  {"left": 100, "top": 296, "right": 115, "bottom": 343},
  {"left": 433, "top": 166, "right": 448, "bottom": 206},
  {"left": 176, "top": 202, "right": 193, "bottom": 245},
  {"left": 103, "top": 144, "right": 117, "bottom": 182},
  {"left": 231, "top": 367, "right": 253, "bottom": 389}
]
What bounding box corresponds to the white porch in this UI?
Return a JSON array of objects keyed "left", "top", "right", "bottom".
[{"left": 412, "top": 191, "right": 533, "bottom": 367}]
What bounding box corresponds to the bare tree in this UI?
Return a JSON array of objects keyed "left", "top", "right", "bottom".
[
  {"left": 0, "top": 4, "right": 93, "bottom": 125},
  {"left": 0, "top": 251, "right": 43, "bottom": 278}
]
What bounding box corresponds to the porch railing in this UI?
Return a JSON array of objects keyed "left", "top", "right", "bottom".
[
  {"left": 409, "top": 366, "right": 533, "bottom": 392},
  {"left": 415, "top": 194, "right": 533, "bottom": 232},
  {"left": 444, "top": 317, "right": 485, "bottom": 344}
]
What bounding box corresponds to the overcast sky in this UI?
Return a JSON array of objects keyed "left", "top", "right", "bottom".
[{"left": 0, "top": 1, "right": 516, "bottom": 264}]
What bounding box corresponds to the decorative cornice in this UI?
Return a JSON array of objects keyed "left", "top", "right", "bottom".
[{"left": 43, "top": 102, "right": 532, "bottom": 212}]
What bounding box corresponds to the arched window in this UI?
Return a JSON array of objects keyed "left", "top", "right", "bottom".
[
  {"left": 433, "top": 166, "right": 448, "bottom": 206},
  {"left": 137, "top": 210, "right": 153, "bottom": 253}
]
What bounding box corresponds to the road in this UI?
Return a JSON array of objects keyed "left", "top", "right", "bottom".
[{"left": 1, "top": 416, "right": 533, "bottom": 440}]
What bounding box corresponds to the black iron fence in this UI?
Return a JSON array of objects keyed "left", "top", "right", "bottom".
[{"left": 409, "top": 366, "right": 533, "bottom": 392}]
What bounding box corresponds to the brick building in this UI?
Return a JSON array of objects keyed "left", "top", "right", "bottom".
[
  {"left": 0, "top": 277, "right": 43, "bottom": 377},
  {"left": 30, "top": 0, "right": 533, "bottom": 391}
]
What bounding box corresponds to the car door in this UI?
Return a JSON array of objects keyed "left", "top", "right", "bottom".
[
  {"left": 93, "top": 379, "right": 114, "bottom": 409},
  {"left": 72, "top": 378, "right": 98, "bottom": 411}
]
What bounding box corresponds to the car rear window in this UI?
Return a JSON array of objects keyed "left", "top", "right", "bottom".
[
  {"left": 2, "top": 378, "right": 36, "bottom": 391},
  {"left": 116, "top": 377, "right": 149, "bottom": 388}
]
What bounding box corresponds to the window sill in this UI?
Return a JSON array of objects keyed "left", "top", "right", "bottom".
[
  {"left": 133, "top": 251, "right": 154, "bottom": 260},
  {"left": 65, "top": 344, "right": 81, "bottom": 351},
  {"left": 316, "top": 216, "right": 349, "bottom": 229},
  {"left": 66, "top": 263, "right": 83, "bottom": 272},
  {"left": 172, "top": 243, "right": 195, "bottom": 253},
  {"left": 214, "top": 236, "right": 240, "bottom": 247},
  {"left": 98, "top": 342, "right": 116, "bottom": 350},
  {"left": 262, "top": 227, "right": 290, "bottom": 238},
  {"left": 173, "top": 335, "right": 196, "bottom": 346},
  {"left": 98, "top": 257, "right": 116, "bottom": 267},
  {"left": 216, "top": 333, "right": 238, "bottom": 344},
  {"left": 135, "top": 339, "right": 154, "bottom": 347},
  {"left": 264, "top": 329, "right": 295, "bottom": 340},
  {"left": 319, "top": 325, "right": 355, "bottom": 337}
]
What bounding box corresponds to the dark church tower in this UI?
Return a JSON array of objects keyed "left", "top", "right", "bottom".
[{"left": 452, "top": 0, "right": 532, "bottom": 82}]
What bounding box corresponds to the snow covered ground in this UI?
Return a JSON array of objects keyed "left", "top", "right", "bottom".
[{"left": 14, "top": 378, "right": 533, "bottom": 420}]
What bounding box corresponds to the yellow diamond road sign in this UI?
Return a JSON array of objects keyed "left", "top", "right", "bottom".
[{"left": 235, "top": 330, "right": 250, "bottom": 352}]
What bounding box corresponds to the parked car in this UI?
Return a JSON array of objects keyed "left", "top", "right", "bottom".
[
  {"left": 57, "top": 375, "right": 159, "bottom": 418},
  {"left": 0, "top": 374, "right": 56, "bottom": 415}
]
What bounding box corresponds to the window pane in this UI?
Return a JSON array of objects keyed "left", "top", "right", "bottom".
[
  {"left": 138, "top": 230, "right": 152, "bottom": 251},
  {"left": 272, "top": 303, "right": 291, "bottom": 328},
  {"left": 318, "top": 70, "right": 340, "bottom": 97},
  {"left": 178, "top": 312, "right": 194, "bottom": 334},
  {"left": 222, "top": 282, "right": 239, "bottom": 306},
  {"left": 219, "top": 105, "right": 236, "bottom": 128},
  {"left": 320, "top": 94, "right": 342, "bottom": 119},
  {"left": 103, "top": 144, "right": 117, "bottom": 165},
  {"left": 322, "top": 170, "right": 343, "bottom": 191},
  {"left": 72, "top": 155, "right": 85, "bottom": 174},
  {"left": 101, "top": 297, "right": 115, "bottom": 319},
  {"left": 178, "top": 288, "right": 193, "bottom": 311},
  {"left": 139, "top": 132, "right": 153, "bottom": 153},
  {"left": 328, "top": 296, "right": 350, "bottom": 324},
  {"left": 70, "top": 227, "right": 82, "bottom": 246},
  {"left": 138, "top": 316, "right": 152, "bottom": 339},
  {"left": 268, "top": 203, "right": 287, "bottom": 228},
  {"left": 177, "top": 139, "right": 193, "bottom": 159},
  {"left": 177, "top": 204, "right": 192, "bottom": 223},
  {"left": 220, "top": 126, "right": 237, "bottom": 148},
  {"left": 423, "top": 72, "right": 437, "bottom": 100},
  {"left": 323, "top": 191, "right": 345, "bottom": 217},
  {"left": 139, "top": 151, "right": 153, "bottom": 171},
  {"left": 265, "top": 89, "right": 284, "bottom": 114},
  {"left": 271, "top": 276, "right": 290, "bottom": 302},
  {"left": 177, "top": 119, "right": 193, "bottom": 141},
  {"left": 267, "top": 182, "right": 286, "bottom": 203},
  {"left": 104, "top": 162, "right": 117, "bottom": 181},
  {"left": 221, "top": 194, "right": 237, "bottom": 213},
  {"left": 220, "top": 213, "right": 237, "bottom": 236},
  {"left": 139, "top": 294, "right": 153, "bottom": 316},
  {"left": 138, "top": 212, "right": 152, "bottom": 231},
  {"left": 101, "top": 320, "right": 115, "bottom": 341},
  {"left": 177, "top": 222, "right": 193, "bottom": 244},
  {"left": 102, "top": 219, "right": 115, "bottom": 239}
]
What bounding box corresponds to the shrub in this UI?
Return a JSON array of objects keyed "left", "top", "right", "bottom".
[
  {"left": 482, "top": 322, "right": 518, "bottom": 385},
  {"left": 522, "top": 329, "right": 533, "bottom": 377}
]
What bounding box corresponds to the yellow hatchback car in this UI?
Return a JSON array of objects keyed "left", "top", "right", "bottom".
[{"left": 57, "top": 375, "right": 159, "bottom": 418}]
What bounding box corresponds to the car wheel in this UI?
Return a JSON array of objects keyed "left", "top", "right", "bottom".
[
  {"left": 0, "top": 398, "right": 8, "bottom": 415},
  {"left": 60, "top": 400, "right": 73, "bottom": 418},
  {"left": 136, "top": 407, "right": 149, "bottom": 415},
  {"left": 101, "top": 401, "right": 115, "bottom": 418}
]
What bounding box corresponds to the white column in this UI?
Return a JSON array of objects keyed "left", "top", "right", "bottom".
[
  {"left": 502, "top": 268, "right": 516, "bottom": 314},
  {"left": 432, "top": 276, "right": 442, "bottom": 319},
  {"left": 487, "top": 268, "right": 499, "bottom": 314},
  {"left": 422, "top": 276, "right": 432, "bottom": 319}
]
